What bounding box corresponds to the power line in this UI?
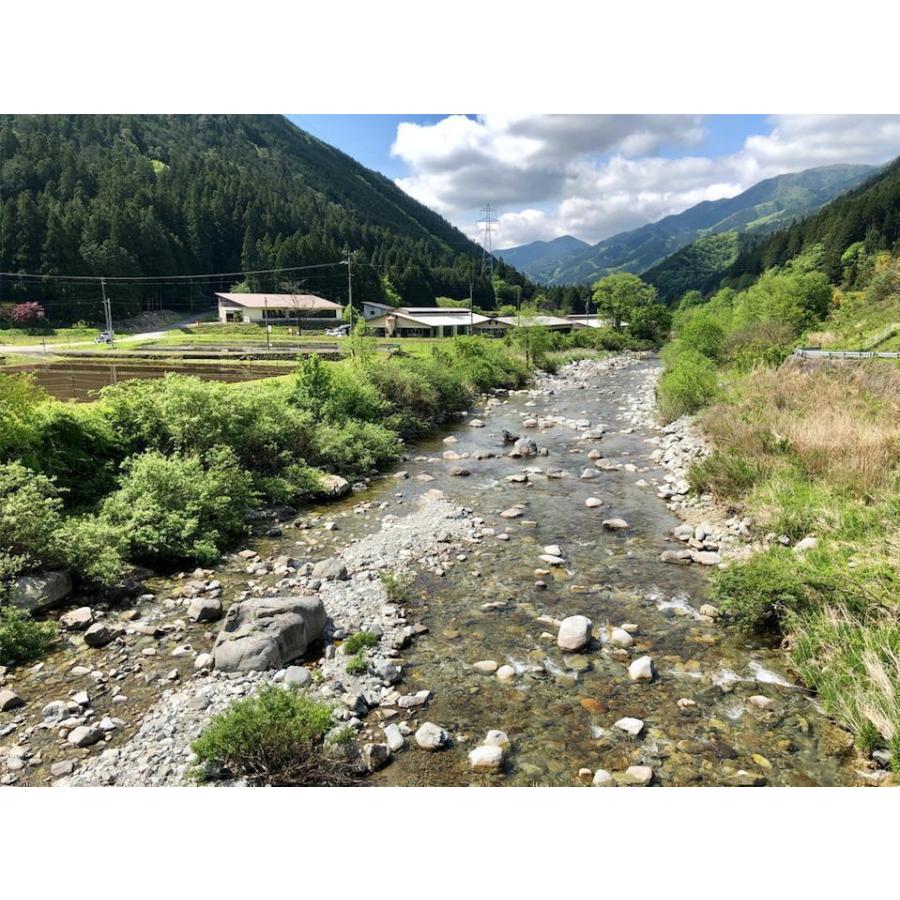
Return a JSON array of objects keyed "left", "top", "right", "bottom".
[{"left": 477, "top": 203, "right": 497, "bottom": 281}]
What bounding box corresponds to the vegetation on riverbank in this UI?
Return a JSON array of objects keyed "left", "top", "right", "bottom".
[
  {"left": 656, "top": 248, "right": 900, "bottom": 766},
  {"left": 191, "top": 685, "right": 357, "bottom": 786},
  {"left": 0, "top": 337, "right": 528, "bottom": 607}
]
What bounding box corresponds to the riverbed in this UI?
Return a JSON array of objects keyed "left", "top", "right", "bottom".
[{"left": 0, "top": 355, "right": 867, "bottom": 786}]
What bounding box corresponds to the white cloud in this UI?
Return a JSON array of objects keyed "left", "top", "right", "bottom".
[{"left": 390, "top": 114, "right": 900, "bottom": 248}]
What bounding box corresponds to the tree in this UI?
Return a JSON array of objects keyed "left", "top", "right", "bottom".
[
  {"left": 628, "top": 303, "right": 672, "bottom": 346},
  {"left": 10, "top": 302, "right": 45, "bottom": 325},
  {"left": 591, "top": 273, "right": 657, "bottom": 330}
]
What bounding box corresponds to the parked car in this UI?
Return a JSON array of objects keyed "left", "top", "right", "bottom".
[
  {"left": 95, "top": 330, "right": 113, "bottom": 343},
  {"left": 325, "top": 324, "right": 351, "bottom": 337}
]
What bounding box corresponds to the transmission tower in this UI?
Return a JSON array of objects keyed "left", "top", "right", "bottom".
[{"left": 478, "top": 203, "right": 497, "bottom": 280}]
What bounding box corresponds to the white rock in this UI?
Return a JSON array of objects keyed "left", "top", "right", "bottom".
[
  {"left": 496, "top": 665, "right": 517, "bottom": 682},
  {"left": 614, "top": 716, "right": 644, "bottom": 737},
  {"left": 592, "top": 769, "right": 613, "bottom": 786},
  {"left": 468, "top": 744, "right": 505, "bottom": 771},
  {"left": 383, "top": 723, "right": 405, "bottom": 752},
  {"left": 628, "top": 656, "right": 655, "bottom": 682},
  {"left": 415, "top": 721, "right": 449, "bottom": 751},
  {"left": 557, "top": 615, "right": 592, "bottom": 652},
  {"left": 473, "top": 660, "right": 499, "bottom": 674},
  {"left": 584, "top": 498, "right": 603, "bottom": 508},
  {"left": 483, "top": 729, "right": 510, "bottom": 750},
  {"left": 608, "top": 627, "right": 633, "bottom": 648},
  {"left": 623, "top": 765, "right": 653, "bottom": 786}
]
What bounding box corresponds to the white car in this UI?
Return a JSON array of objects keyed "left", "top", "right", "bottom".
[
  {"left": 95, "top": 330, "right": 113, "bottom": 343},
  {"left": 325, "top": 324, "right": 351, "bottom": 337}
]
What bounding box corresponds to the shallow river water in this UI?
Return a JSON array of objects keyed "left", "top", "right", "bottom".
[{"left": 2, "top": 357, "right": 863, "bottom": 786}]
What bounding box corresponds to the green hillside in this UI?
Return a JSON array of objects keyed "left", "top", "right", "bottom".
[
  {"left": 0, "top": 114, "right": 519, "bottom": 318},
  {"left": 537, "top": 164, "right": 875, "bottom": 285},
  {"left": 644, "top": 231, "right": 745, "bottom": 302},
  {"left": 495, "top": 234, "right": 589, "bottom": 279}
]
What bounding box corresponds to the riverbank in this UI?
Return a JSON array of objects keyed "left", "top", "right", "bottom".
[{"left": 1, "top": 353, "right": 883, "bottom": 786}]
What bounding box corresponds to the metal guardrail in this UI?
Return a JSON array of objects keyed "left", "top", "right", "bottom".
[{"left": 793, "top": 348, "right": 900, "bottom": 359}]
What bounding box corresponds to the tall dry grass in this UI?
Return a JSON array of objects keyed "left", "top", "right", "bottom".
[{"left": 700, "top": 361, "right": 900, "bottom": 496}]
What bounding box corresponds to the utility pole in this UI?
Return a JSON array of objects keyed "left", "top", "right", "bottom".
[
  {"left": 100, "top": 276, "right": 115, "bottom": 347},
  {"left": 516, "top": 285, "right": 521, "bottom": 328},
  {"left": 263, "top": 294, "right": 271, "bottom": 350},
  {"left": 469, "top": 282, "right": 474, "bottom": 334},
  {"left": 344, "top": 251, "right": 354, "bottom": 331}
]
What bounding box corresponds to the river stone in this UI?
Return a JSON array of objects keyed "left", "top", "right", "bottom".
[
  {"left": 749, "top": 695, "right": 773, "bottom": 709},
  {"left": 0, "top": 689, "right": 25, "bottom": 712},
  {"left": 592, "top": 768, "right": 613, "bottom": 786},
  {"left": 608, "top": 627, "right": 633, "bottom": 648},
  {"left": 557, "top": 615, "right": 592, "bottom": 652},
  {"left": 194, "top": 652, "right": 214, "bottom": 670},
  {"left": 284, "top": 665, "right": 312, "bottom": 688},
  {"left": 42, "top": 700, "right": 68, "bottom": 721},
  {"left": 623, "top": 765, "right": 653, "bottom": 786},
  {"left": 793, "top": 536, "right": 818, "bottom": 554},
  {"left": 690, "top": 550, "right": 721, "bottom": 566},
  {"left": 83, "top": 623, "right": 114, "bottom": 648},
  {"left": 614, "top": 716, "right": 644, "bottom": 737},
  {"left": 8, "top": 570, "right": 73, "bottom": 612},
  {"left": 500, "top": 507, "right": 524, "bottom": 519},
  {"left": 484, "top": 729, "right": 511, "bottom": 750},
  {"left": 602, "top": 518, "right": 628, "bottom": 530},
  {"left": 383, "top": 723, "right": 405, "bottom": 752},
  {"left": 59, "top": 606, "right": 94, "bottom": 630},
  {"left": 473, "top": 660, "right": 499, "bottom": 674},
  {"left": 67, "top": 725, "right": 102, "bottom": 747},
  {"left": 213, "top": 595, "right": 326, "bottom": 672},
  {"left": 469, "top": 744, "right": 505, "bottom": 771},
  {"left": 187, "top": 596, "right": 223, "bottom": 623},
  {"left": 311, "top": 558, "right": 348, "bottom": 581},
  {"left": 511, "top": 437, "right": 538, "bottom": 457},
  {"left": 585, "top": 498, "right": 602, "bottom": 508},
  {"left": 628, "top": 655, "right": 655, "bottom": 682},
  {"left": 449, "top": 467, "right": 471, "bottom": 477},
  {"left": 540, "top": 554, "right": 566, "bottom": 566},
  {"left": 699, "top": 604, "right": 720, "bottom": 619},
  {"left": 362, "top": 742, "right": 392, "bottom": 772},
  {"left": 50, "top": 760, "right": 75, "bottom": 778},
  {"left": 543, "top": 544, "right": 563, "bottom": 558},
  {"left": 496, "top": 664, "right": 517, "bottom": 682},
  {"left": 660, "top": 549, "right": 693, "bottom": 565},
  {"left": 580, "top": 469, "right": 599, "bottom": 480},
  {"left": 415, "top": 721, "right": 449, "bottom": 751},
  {"left": 319, "top": 474, "right": 350, "bottom": 498}
]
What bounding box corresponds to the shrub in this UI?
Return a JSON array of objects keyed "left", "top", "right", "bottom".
[
  {"left": 345, "top": 652, "right": 369, "bottom": 675},
  {"left": 54, "top": 515, "right": 127, "bottom": 584},
  {"left": 725, "top": 322, "right": 795, "bottom": 371},
  {"left": 0, "top": 462, "right": 64, "bottom": 581},
  {"left": 191, "top": 686, "right": 355, "bottom": 785},
  {"left": 100, "top": 448, "right": 256, "bottom": 566},
  {"left": 379, "top": 570, "right": 414, "bottom": 602},
  {"left": 255, "top": 461, "right": 324, "bottom": 505},
  {"left": 657, "top": 350, "right": 719, "bottom": 421},
  {"left": 0, "top": 606, "right": 56, "bottom": 667},
  {"left": 0, "top": 372, "right": 44, "bottom": 458},
  {"left": 309, "top": 421, "right": 401, "bottom": 481},
  {"left": 343, "top": 631, "right": 379, "bottom": 654},
  {"left": 677, "top": 309, "right": 726, "bottom": 360}
]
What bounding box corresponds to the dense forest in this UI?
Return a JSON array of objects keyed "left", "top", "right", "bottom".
[
  {"left": 721, "top": 156, "right": 900, "bottom": 289},
  {"left": 0, "top": 115, "right": 540, "bottom": 321}
]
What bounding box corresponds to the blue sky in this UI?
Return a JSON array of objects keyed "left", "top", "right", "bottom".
[{"left": 287, "top": 114, "right": 900, "bottom": 247}]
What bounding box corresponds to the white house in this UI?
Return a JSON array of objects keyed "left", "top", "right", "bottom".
[
  {"left": 365, "top": 306, "right": 488, "bottom": 338},
  {"left": 216, "top": 292, "right": 343, "bottom": 327}
]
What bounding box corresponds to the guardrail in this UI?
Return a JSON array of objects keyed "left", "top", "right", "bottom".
[{"left": 793, "top": 348, "right": 900, "bottom": 360}]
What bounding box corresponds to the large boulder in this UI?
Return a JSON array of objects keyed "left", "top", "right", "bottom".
[
  {"left": 213, "top": 595, "right": 326, "bottom": 672},
  {"left": 8, "top": 570, "right": 73, "bottom": 613},
  {"left": 319, "top": 474, "right": 350, "bottom": 499}
]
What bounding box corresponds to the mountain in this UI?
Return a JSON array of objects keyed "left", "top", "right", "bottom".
[
  {"left": 722, "top": 156, "right": 900, "bottom": 286},
  {"left": 0, "top": 114, "right": 517, "bottom": 318},
  {"left": 535, "top": 164, "right": 877, "bottom": 286},
  {"left": 495, "top": 235, "right": 590, "bottom": 279},
  {"left": 643, "top": 232, "right": 747, "bottom": 302}
]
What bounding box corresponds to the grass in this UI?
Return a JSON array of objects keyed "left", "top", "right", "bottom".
[
  {"left": 345, "top": 652, "right": 369, "bottom": 676},
  {"left": 342, "top": 631, "right": 379, "bottom": 655},
  {"left": 190, "top": 685, "right": 357, "bottom": 785},
  {"left": 378, "top": 570, "right": 414, "bottom": 603},
  {"left": 694, "top": 359, "right": 900, "bottom": 758},
  {"left": 0, "top": 326, "right": 102, "bottom": 346}
]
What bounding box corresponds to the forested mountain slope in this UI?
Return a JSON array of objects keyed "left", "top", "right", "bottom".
[
  {"left": 536, "top": 164, "right": 875, "bottom": 285},
  {"left": 0, "top": 114, "right": 516, "bottom": 316},
  {"left": 495, "top": 235, "right": 589, "bottom": 279}
]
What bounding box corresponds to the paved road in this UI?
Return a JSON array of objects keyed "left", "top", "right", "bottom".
[{"left": 0, "top": 311, "right": 216, "bottom": 354}]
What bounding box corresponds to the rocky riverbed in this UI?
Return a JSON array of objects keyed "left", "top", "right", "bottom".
[{"left": 1, "top": 353, "right": 889, "bottom": 786}]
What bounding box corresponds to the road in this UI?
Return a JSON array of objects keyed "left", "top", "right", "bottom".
[
  {"left": 0, "top": 310, "right": 217, "bottom": 355},
  {"left": 793, "top": 348, "right": 900, "bottom": 359}
]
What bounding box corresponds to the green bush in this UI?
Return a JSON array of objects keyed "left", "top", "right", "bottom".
[
  {"left": 0, "top": 462, "right": 64, "bottom": 581},
  {"left": 343, "top": 631, "right": 379, "bottom": 654},
  {"left": 0, "top": 606, "right": 56, "bottom": 667},
  {"left": 191, "top": 685, "right": 354, "bottom": 785},
  {"left": 0, "top": 372, "right": 45, "bottom": 459},
  {"left": 100, "top": 448, "right": 256, "bottom": 566},
  {"left": 676, "top": 309, "right": 725, "bottom": 360},
  {"left": 657, "top": 350, "right": 719, "bottom": 422},
  {"left": 309, "top": 421, "right": 401, "bottom": 481},
  {"left": 53, "top": 515, "right": 127, "bottom": 584}
]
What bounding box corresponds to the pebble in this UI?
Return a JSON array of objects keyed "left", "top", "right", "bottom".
[
  {"left": 415, "top": 721, "right": 449, "bottom": 751},
  {"left": 557, "top": 615, "right": 592, "bottom": 652},
  {"left": 602, "top": 518, "right": 628, "bottom": 530},
  {"left": 468, "top": 744, "right": 505, "bottom": 771},
  {"left": 584, "top": 498, "right": 602, "bottom": 508},
  {"left": 623, "top": 765, "right": 653, "bottom": 786},
  {"left": 628, "top": 656, "right": 655, "bottom": 682},
  {"left": 592, "top": 768, "right": 613, "bottom": 786},
  {"left": 496, "top": 665, "right": 517, "bottom": 683},
  {"left": 473, "top": 660, "right": 499, "bottom": 674},
  {"left": 614, "top": 716, "right": 645, "bottom": 737}
]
